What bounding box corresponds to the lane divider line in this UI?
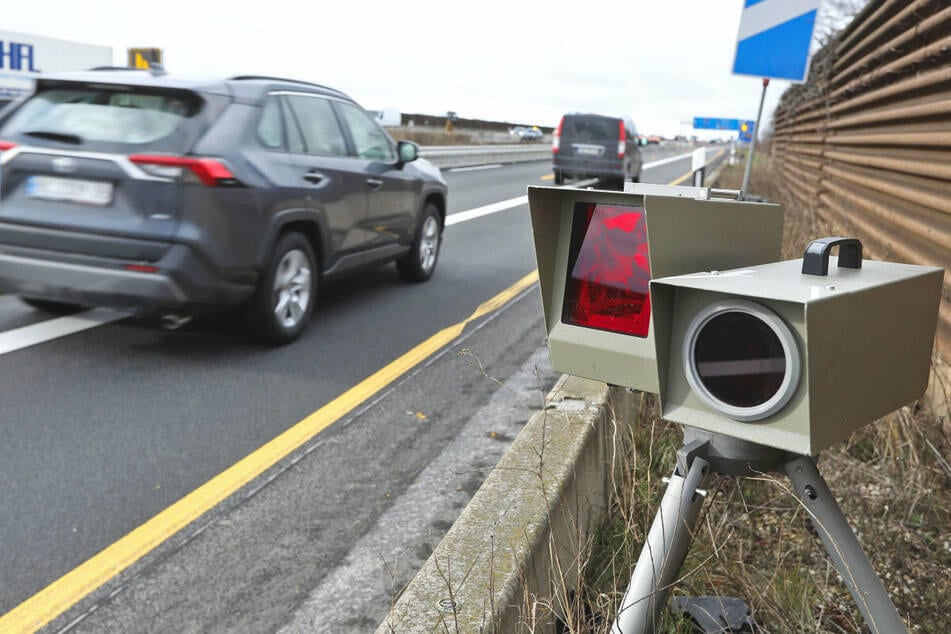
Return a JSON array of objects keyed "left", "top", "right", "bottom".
[
  {"left": 667, "top": 149, "right": 726, "bottom": 185},
  {"left": 448, "top": 164, "right": 503, "bottom": 173},
  {"left": 445, "top": 196, "right": 528, "bottom": 226},
  {"left": 0, "top": 270, "right": 540, "bottom": 634},
  {"left": 643, "top": 150, "right": 695, "bottom": 170},
  {"left": 0, "top": 308, "right": 128, "bottom": 356}
]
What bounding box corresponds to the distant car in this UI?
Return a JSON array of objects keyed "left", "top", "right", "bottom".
[
  {"left": 0, "top": 70, "right": 448, "bottom": 344},
  {"left": 511, "top": 126, "right": 543, "bottom": 142},
  {"left": 552, "top": 113, "right": 643, "bottom": 190}
]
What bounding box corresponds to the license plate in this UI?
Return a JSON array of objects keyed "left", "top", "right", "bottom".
[
  {"left": 26, "top": 175, "right": 113, "bottom": 206},
  {"left": 575, "top": 145, "right": 603, "bottom": 156}
]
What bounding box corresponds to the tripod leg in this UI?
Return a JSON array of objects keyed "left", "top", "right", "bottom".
[
  {"left": 784, "top": 456, "right": 908, "bottom": 634},
  {"left": 612, "top": 456, "right": 710, "bottom": 634}
]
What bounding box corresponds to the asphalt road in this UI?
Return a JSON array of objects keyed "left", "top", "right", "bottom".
[{"left": 0, "top": 145, "right": 726, "bottom": 632}]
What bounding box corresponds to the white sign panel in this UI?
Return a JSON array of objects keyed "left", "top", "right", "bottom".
[
  {"left": 732, "top": 0, "right": 821, "bottom": 83},
  {"left": 0, "top": 30, "right": 112, "bottom": 101}
]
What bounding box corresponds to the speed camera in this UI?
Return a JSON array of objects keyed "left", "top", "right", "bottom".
[
  {"left": 528, "top": 183, "right": 783, "bottom": 394},
  {"left": 651, "top": 237, "right": 943, "bottom": 454}
]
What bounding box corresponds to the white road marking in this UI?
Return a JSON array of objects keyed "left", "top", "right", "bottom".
[
  {"left": 643, "top": 151, "right": 694, "bottom": 169},
  {"left": 448, "top": 163, "right": 503, "bottom": 173},
  {"left": 445, "top": 196, "right": 528, "bottom": 226},
  {"left": 0, "top": 308, "right": 127, "bottom": 356}
]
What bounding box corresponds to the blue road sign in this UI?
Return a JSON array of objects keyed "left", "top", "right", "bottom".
[
  {"left": 693, "top": 117, "right": 743, "bottom": 131},
  {"left": 733, "top": 0, "right": 820, "bottom": 82},
  {"left": 738, "top": 120, "right": 755, "bottom": 142}
]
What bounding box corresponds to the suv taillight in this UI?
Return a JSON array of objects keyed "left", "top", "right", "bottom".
[
  {"left": 552, "top": 117, "right": 564, "bottom": 153},
  {"left": 617, "top": 120, "right": 626, "bottom": 159},
  {"left": 129, "top": 155, "right": 237, "bottom": 186},
  {"left": 0, "top": 141, "right": 16, "bottom": 152}
]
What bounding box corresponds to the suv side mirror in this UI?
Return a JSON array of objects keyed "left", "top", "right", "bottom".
[{"left": 397, "top": 140, "right": 419, "bottom": 164}]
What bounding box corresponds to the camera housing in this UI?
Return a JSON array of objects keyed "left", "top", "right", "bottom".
[
  {"left": 651, "top": 239, "right": 943, "bottom": 454},
  {"left": 528, "top": 184, "right": 783, "bottom": 394}
]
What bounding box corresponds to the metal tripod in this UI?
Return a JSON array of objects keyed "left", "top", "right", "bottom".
[{"left": 611, "top": 430, "right": 908, "bottom": 634}]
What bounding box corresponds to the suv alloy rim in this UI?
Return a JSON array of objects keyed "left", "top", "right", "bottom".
[
  {"left": 272, "top": 249, "right": 312, "bottom": 328},
  {"left": 419, "top": 216, "right": 440, "bottom": 273}
]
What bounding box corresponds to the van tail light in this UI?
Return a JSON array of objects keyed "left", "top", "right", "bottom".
[
  {"left": 128, "top": 155, "right": 238, "bottom": 186},
  {"left": 552, "top": 117, "right": 564, "bottom": 153},
  {"left": 0, "top": 141, "right": 17, "bottom": 152},
  {"left": 617, "top": 120, "right": 626, "bottom": 158},
  {"left": 561, "top": 202, "right": 651, "bottom": 338}
]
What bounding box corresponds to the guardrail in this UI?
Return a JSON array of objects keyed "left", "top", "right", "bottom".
[
  {"left": 420, "top": 144, "right": 551, "bottom": 168},
  {"left": 770, "top": 0, "right": 950, "bottom": 362}
]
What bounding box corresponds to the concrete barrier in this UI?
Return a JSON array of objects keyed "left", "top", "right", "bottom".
[
  {"left": 420, "top": 144, "right": 551, "bottom": 169},
  {"left": 376, "top": 376, "right": 640, "bottom": 633}
]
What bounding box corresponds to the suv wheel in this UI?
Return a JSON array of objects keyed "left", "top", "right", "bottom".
[
  {"left": 397, "top": 204, "right": 442, "bottom": 283},
  {"left": 554, "top": 172, "right": 565, "bottom": 185},
  {"left": 248, "top": 232, "right": 316, "bottom": 345}
]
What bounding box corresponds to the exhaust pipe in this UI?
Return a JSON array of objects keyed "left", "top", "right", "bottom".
[{"left": 159, "top": 313, "right": 193, "bottom": 330}]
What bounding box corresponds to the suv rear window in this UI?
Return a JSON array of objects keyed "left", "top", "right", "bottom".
[
  {"left": 562, "top": 116, "right": 618, "bottom": 142},
  {"left": 0, "top": 86, "right": 205, "bottom": 153}
]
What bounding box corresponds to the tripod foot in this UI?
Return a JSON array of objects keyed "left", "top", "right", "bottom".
[{"left": 670, "top": 596, "right": 755, "bottom": 633}]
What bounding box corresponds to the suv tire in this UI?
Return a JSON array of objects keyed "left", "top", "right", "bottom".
[
  {"left": 248, "top": 232, "right": 317, "bottom": 345},
  {"left": 397, "top": 203, "right": 442, "bottom": 283}
]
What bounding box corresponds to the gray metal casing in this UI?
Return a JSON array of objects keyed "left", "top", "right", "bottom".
[
  {"left": 651, "top": 258, "right": 943, "bottom": 454},
  {"left": 528, "top": 185, "right": 783, "bottom": 393}
]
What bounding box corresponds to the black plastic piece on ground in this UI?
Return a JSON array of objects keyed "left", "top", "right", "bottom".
[{"left": 670, "top": 596, "right": 756, "bottom": 633}]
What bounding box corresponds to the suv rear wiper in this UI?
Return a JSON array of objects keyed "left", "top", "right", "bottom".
[{"left": 23, "top": 130, "right": 84, "bottom": 145}]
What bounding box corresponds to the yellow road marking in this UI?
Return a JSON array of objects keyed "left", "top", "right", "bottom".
[
  {"left": 540, "top": 174, "right": 554, "bottom": 181},
  {"left": 0, "top": 270, "right": 540, "bottom": 634},
  {"left": 667, "top": 149, "right": 725, "bottom": 185}
]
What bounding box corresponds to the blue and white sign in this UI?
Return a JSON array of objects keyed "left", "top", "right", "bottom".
[
  {"left": 694, "top": 118, "right": 744, "bottom": 131},
  {"left": 732, "top": 0, "right": 821, "bottom": 82}
]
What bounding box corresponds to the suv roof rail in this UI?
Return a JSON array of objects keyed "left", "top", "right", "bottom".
[
  {"left": 86, "top": 65, "right": 166, "bottom": 75},
  {"left": 228, "top": 75, "right": 349, "bottom": 97},
  {"left": 88, "top": 66, "right": 146, "bottom": 71}
]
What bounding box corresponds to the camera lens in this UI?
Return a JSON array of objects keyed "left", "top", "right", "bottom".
[
  {"left": 693, "top": 311, "right": 785, "bottom": 407},
  {"left": 683, "top": 300, "right": 800, "bottom": 422}
]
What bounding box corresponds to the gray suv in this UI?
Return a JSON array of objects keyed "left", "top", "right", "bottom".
[
  {"left": 0, "top": 70, "right": 448, "bottom": 344},
  {"left": 552, "top": 113, "right": 643, "bottom": 190}
]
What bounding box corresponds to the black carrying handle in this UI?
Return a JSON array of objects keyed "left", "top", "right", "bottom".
[{"left": 801, "top": 237, "right": 863, "bottom": 276}]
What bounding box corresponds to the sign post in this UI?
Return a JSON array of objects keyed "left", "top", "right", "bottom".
[
  {"left": 740, "top": 78, "right": 769, "bottom": 196},
  {"left": 732, "top": 0, "right": 820, "bottom": 198}
]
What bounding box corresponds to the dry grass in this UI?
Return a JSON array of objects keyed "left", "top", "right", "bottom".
[{"left": 542, "top": 153, "right": 951, "bottom": 633}]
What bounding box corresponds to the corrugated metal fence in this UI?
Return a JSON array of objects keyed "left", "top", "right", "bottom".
[{"left": 770, "top": 0, "right": 950, "bottom": 362}]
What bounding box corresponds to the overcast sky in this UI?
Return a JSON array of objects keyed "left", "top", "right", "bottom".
[{"left": 3, "top": 0, "right": 839, "bottom": 138}]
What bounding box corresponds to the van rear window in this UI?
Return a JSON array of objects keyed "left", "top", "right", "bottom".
[
  {"left": 0, "top": 86, "right": 204, "bottom": 153},
  {"left": 562, "top": 117, "right": 618, "bottom": 142}
]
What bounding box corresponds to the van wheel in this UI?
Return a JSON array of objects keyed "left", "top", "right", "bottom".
[
  {"left": 20, "top": 297, "right": 84, "bottom": 314},
  {"left": 247, "top": 232, "right": 316, "bottom": 345},
  {"left": 397, "top": 203, "right": 442, "bottom": 283}
]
